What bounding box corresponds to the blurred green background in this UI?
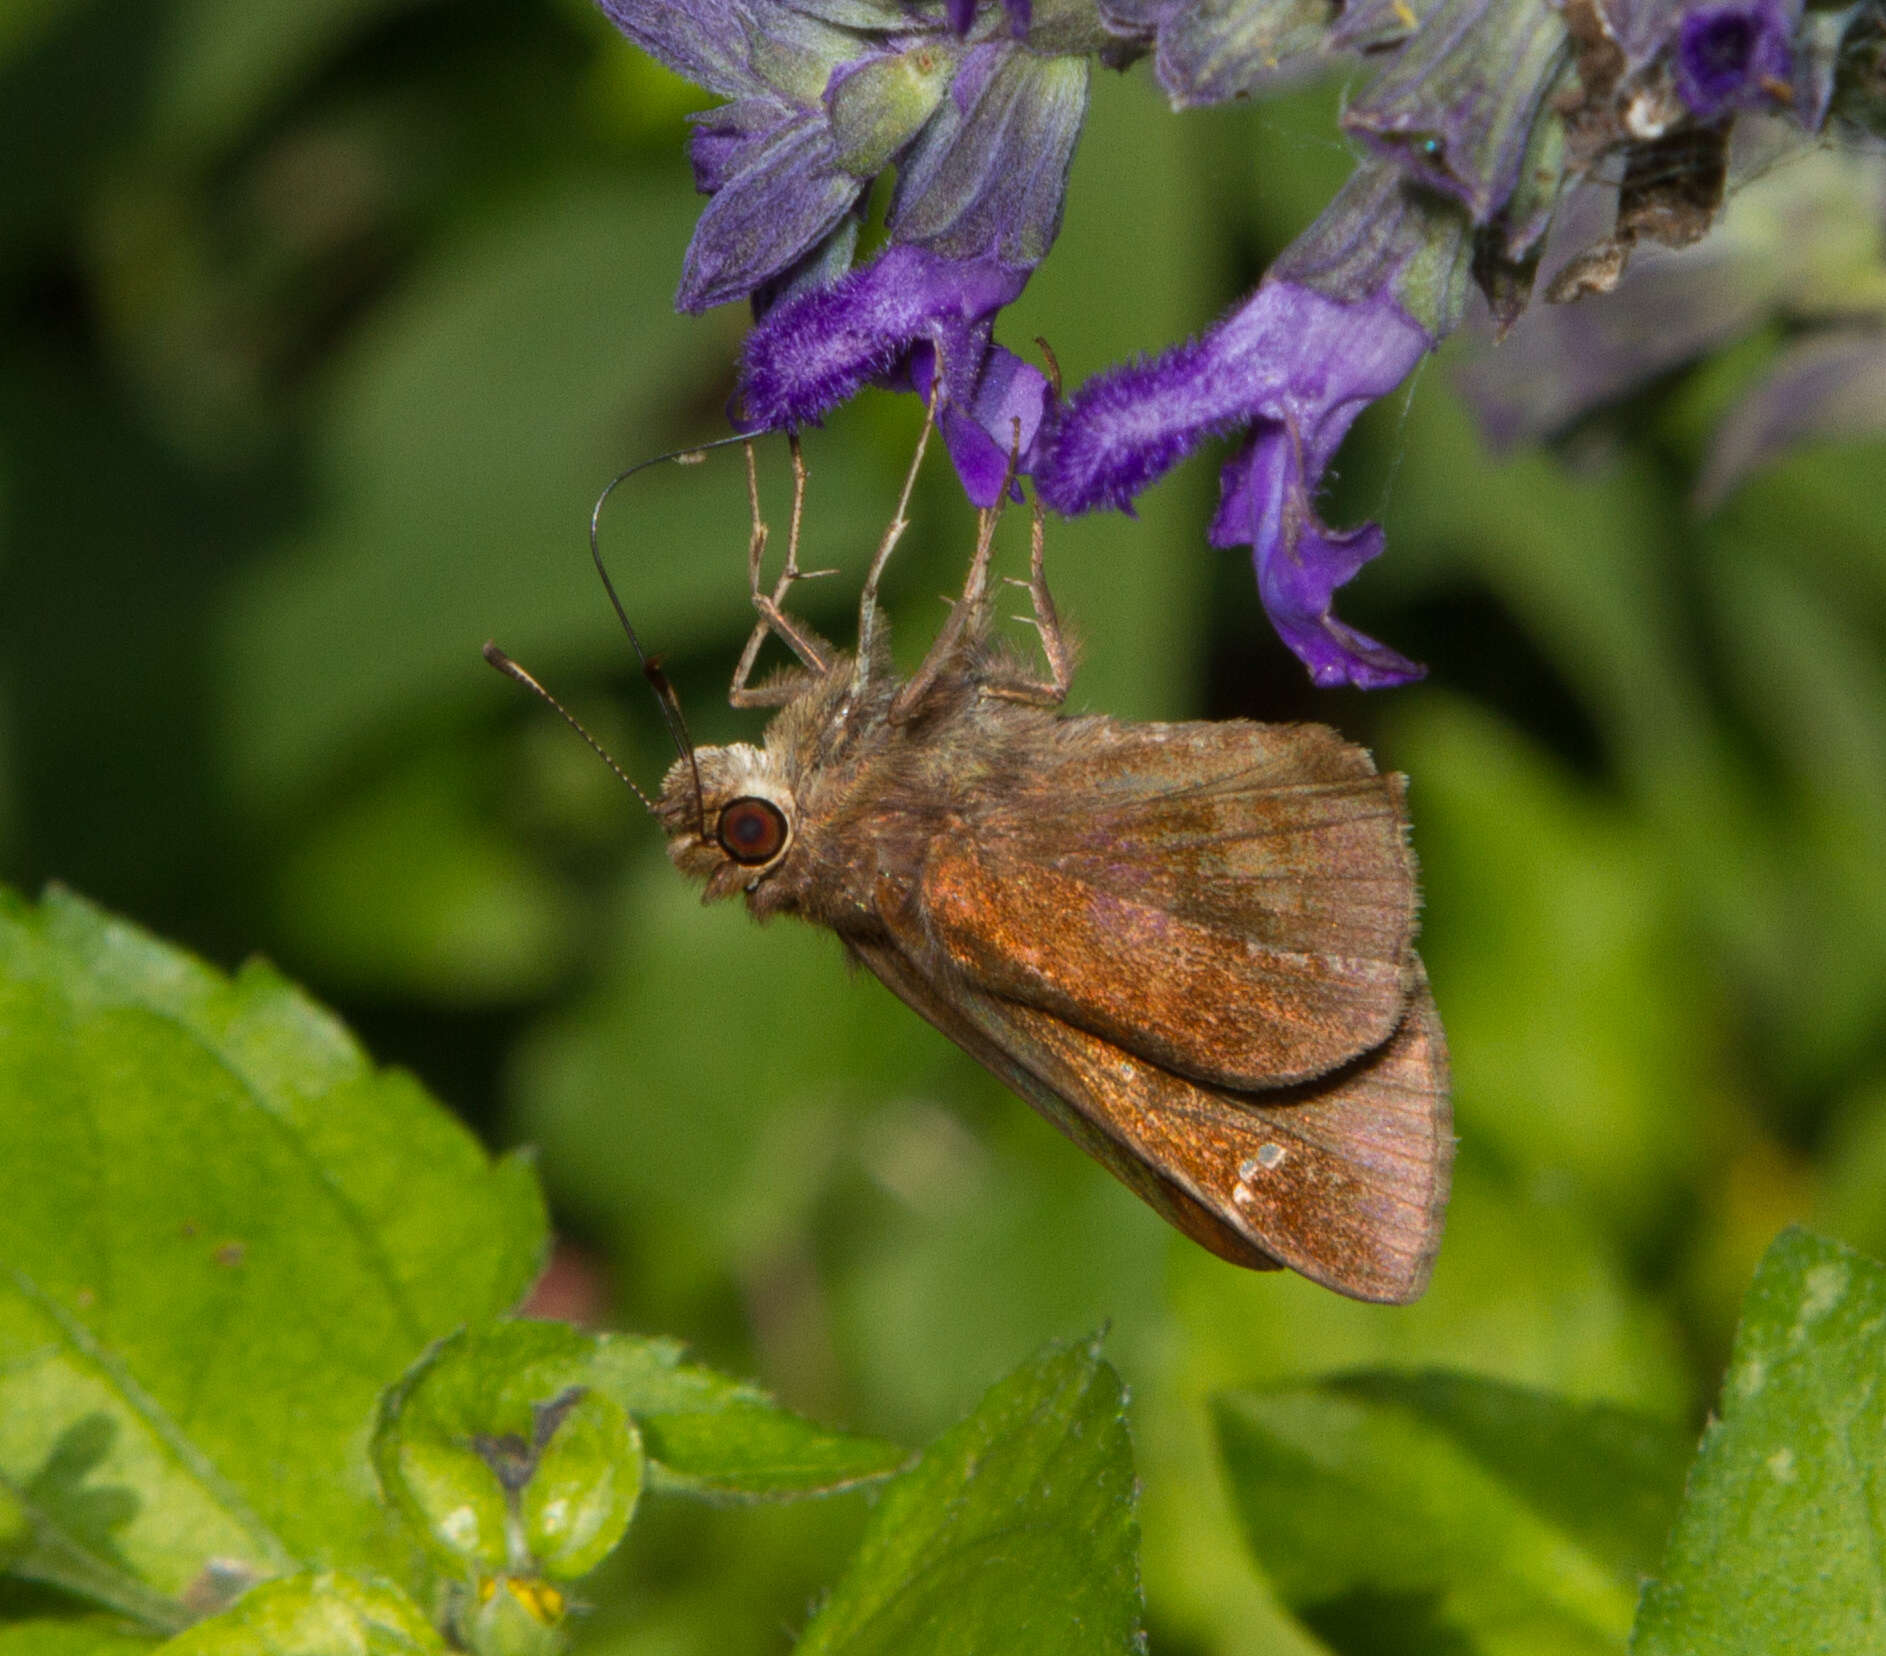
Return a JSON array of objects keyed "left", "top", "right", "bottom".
[{"left": 4, "top": 3, "right": 1884, "bottom": 1651}]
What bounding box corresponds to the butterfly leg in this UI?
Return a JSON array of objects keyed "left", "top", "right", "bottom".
[
  {"left": 890, "top": 411, "right": 1042, "bottom": 720},
  {"left": 986, "top": 497, "right": 1073, "bottom": 707},
  {"left": 852, "top": 391, "right": 939, "bottom": 693},
  {"left": 889, "top": 497, "right": 1004, "bottom": 721},
  {"left": 731, "top": 435, "right": 838, "bottom": 708}
]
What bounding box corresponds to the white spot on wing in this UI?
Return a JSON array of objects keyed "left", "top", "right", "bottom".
[{"left": 1238, "top": 1146, "right": 1286, "bottom": 1183}]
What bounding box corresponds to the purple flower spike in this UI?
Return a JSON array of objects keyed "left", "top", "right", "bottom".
[
  {"left": 739, "top": 244, "right": 1049, "bottom": 506},
  {"left": 1673, "top": 1, "right": 1795, "bottom": 118},
  {"left": 1037, "top": 280, "right": 1430, "bottom": 511},
  {"left": 1037, "top": 162, "right": 1463, "bottom": 686}
]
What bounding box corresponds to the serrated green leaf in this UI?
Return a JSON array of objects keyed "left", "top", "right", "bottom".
[
  {"left": 0, "top": 886, "right": 547, "bottom": 1623},
  {"left": 1214, "top": 1370, "right": 1694, "bottom": 1656},
  {"left": 156, "top": 1572, "right": 443, "bottom": 1655},
  {"left": 1633, "top": 1228, "right": 1886, "bottom": 1656},
  {"left": 589, "top": 1334, "right": 906, "bottom": 1501},
  {"left": 795, "top": 1336, "right": 1144, "bottom": 1656}
]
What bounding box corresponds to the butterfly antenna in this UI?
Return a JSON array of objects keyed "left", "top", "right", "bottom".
[
  {"left": 587, "top": 433, "right": 752, "bottom": 839},
  {"left": 482, "top": 642, "right": 658, "bottom": 815}
]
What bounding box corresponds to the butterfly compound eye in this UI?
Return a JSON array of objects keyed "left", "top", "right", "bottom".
[{"left": 716, "top": 796, "right": 788, "bottom": 865}]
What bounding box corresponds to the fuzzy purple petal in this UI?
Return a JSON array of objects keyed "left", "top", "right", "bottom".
[
  {"left": 1212, "top": 427, "right": 1426, "bottom": 688},
  {"left": 1036, "top": 280, "right": 1431, "bottom": 514},
  {"left": 1036, "top": 198, "right": 1442, "bottom": 690},
  {"left": 741, "top": 243, "right": 1027, "bottom": 421},
  {"left": 1673, "top": 0, "right": 1796, "bottom": 117},
  {"left": 740, "top": 245, "right": 1043, "bottom": 501}
]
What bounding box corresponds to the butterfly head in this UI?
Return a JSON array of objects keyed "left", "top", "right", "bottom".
[{"left": 658, "top": 741, "right": 798, "bottom": 901}]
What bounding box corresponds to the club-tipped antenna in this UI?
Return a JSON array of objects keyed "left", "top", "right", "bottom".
[
  {"left": 586, "top": 432, "right": 752, "bottom": 839},
  {"left": 482, "top": 641, "right": 658, "bottom": 816}
]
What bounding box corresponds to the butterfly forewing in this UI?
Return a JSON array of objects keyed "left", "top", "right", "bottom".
[{"left": 920, "top": 718, "right": 1420, "bottom": 1089}]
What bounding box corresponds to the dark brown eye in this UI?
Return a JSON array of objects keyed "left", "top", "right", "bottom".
[{"left": 716, "top": 796, "right": 788, "bottom": 866}]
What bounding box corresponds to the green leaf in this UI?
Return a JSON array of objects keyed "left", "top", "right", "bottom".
[
  {"left": 369, "top": 1318, "right": 900, "bottom": 1584},
  {"left": 0, "top": 886, "right": 547, "bottom": 1623},
  {"left": 1214, "top": 1370, "right": 1694, "bottom": 1656},
  {"left": 589, "top": 1334, "right": 907, "bottom": 1501},
  {"left": 1633, "top": 1228, "right": 1886, "bottom": 1655},
  {"left": 0, "top": 1624, "right": 158, "bottom": 1656},
  {"left": 156, "top": 1572, "right": 444, "bottom": 1655},
  {"left": 794, "top": 1336, "right": 1144, "bottom": 1656}
]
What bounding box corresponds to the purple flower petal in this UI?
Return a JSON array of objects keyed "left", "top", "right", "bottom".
[
  {"left": 1342, "top": 0, "right": 1571, "bottom": 225},
  {"left": 1036, "top": 280, "right": 1432, "bottom": 513},
  {"left": 687, "top": 95, "right": 794, "bottom": 195},
  {"left": 596, "top": 0, "right": 759, "bottom": 98},
  {"left": 1037, "top": 163, "right": 1461, "bottom": 688},
  {"left": 888, "top": 45, "right": 1088, "bottom": 267},
  {"left": 676, "top": 111, "right": 864, "bottom": 311},
  {"left": 1455, "top": 228, "right": 1772, "bottom": 444},
  {"left": 1211, "top": 425, "right": 1426, "bottom": 688},
  {"left": 739, "top": 245, "right": 1045, "bottom": 503},
  {"left": 943, "top": 0, "right": 1033, "bottom": 34},
  {"left": 741, "top": 244, "right": 1024, "bottom": 418},
  {"left": 911, "top": 340, "right": 1051, "bottom": 505},
  {"left": 1672, "top": 0, "right": 1795, "bottom": 118}
]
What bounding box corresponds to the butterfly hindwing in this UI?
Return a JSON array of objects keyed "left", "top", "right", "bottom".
[
  {"left": 863, "top": 853, "right": 1452, "bottom": 1303},
  {"left": 968, "top": 970, "right": 1453, "bottom": 1303}
]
